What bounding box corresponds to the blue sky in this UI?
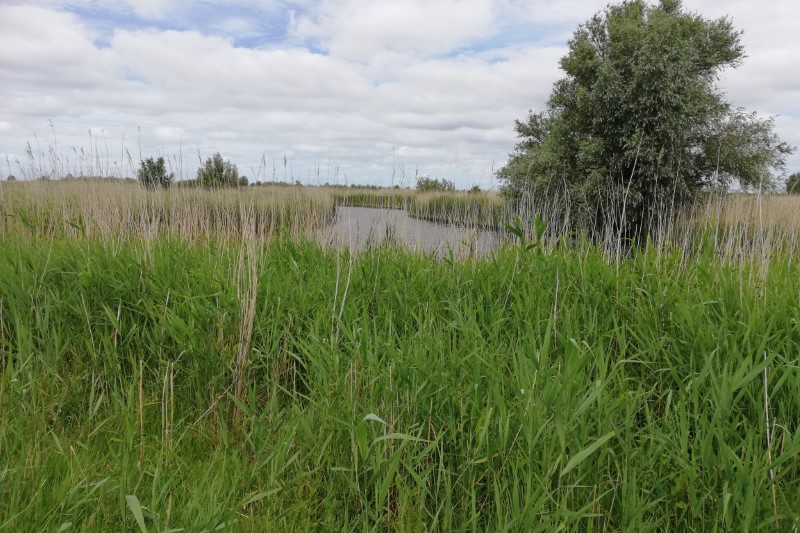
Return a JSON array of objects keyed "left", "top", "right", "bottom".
[
  {"left": 1, "top": 0, "right": 798, "bottom": 187},
  {"left": 69, "top": 2, "right": 295, "bottom": 47}
]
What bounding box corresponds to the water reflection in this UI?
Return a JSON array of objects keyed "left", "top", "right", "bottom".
[{"left": 318, "top": 206, "right": 503, "bottom": 257}]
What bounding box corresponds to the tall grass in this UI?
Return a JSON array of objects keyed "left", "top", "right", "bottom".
[
  {"left": 691, "top": 193, "right": 800, "bottom": 264},
  {"left": 0, "top": 180, "right": 335, "bottom": 243},
  {"left": 1, "top": 180, "right": 799, "bottom": 530},
  {"left": 332, "top": 190, "right": 413, "bottom": 210},
  {"left": 407, "top": 191, "right": 507, "bottom": 229},
  {"left": 332, "top": 189, "right": 509, "bottom": 230}
]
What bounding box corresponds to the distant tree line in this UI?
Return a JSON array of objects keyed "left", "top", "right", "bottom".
[{"left": 135, "top": 154, "right": 469, "bottom": 191}]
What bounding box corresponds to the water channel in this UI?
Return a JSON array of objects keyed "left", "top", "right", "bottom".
[{"left": 316, "top": 206, "right": 504, "bottom": 257}]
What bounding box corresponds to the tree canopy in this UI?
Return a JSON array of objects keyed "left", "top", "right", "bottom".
[
  {"left": 416, "top": 176, "right": 455, "bottom": 192},
  {"left": 787, "top": 172, "right": 800, "bottom": 194},
  {"left": 197, "top": 153, "right": 240, "bottom": 188},
  {"left": 498, "top": 0, "right": 793, "bottom": 239},
  {"left": 137, "top": 157, "right": 173, "bottom": 190}
]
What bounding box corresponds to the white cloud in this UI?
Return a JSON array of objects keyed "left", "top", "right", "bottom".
[
  {"left": 291, "top": 0, "right": 496, "bottom": 60},
  {"left": 0, "top": 1, "right": 798, "bottom": 186},
  {"left": 0, "top": 5, "right": 121, "bottom": 87},
  {"left": 110, "top": 29, "right": 373, "bottom": 108},
  {"left": 153, "top": 126, "right": 185, "bottom": 141}
]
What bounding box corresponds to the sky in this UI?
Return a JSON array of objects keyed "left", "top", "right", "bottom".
[{"left": 1, "top": 0, "right": 798, "bottom": 188}]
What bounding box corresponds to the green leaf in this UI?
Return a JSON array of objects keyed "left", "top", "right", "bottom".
[
  {"left": 363, "top": 413, "right": 388, "bottom": 426},
  {"left": 101, "top": 303, "right": 122, "bottom": 332},
  {"left": 241, "top": 488, "right": 280, "bottom": 508},
  {"left": 125, "top": 495, "right": 148, "bottom": 533},
  {"left": 560, "top": 431, "right": 615, "bottom": 478},
  {"left": 17, "top": 208, "right": 34, "bottom": 231},
  {"left": 372, "top": 432, "right": 428, "bottom": 445},
  {"left": 355, "top": 421, "right": 369, "bottom": 460},
  {"left": 504, "top": 216, "right": 525, "bottom": 242}
]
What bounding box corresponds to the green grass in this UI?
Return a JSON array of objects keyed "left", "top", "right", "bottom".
[{"left": 1, "top": 232, "right": 798, "bottom": 530}]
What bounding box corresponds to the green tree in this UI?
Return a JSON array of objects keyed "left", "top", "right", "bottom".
[
  {"left": 137, "top": 157, "right": 173, "bottom": 190},
  {"left": 787, "top": 172, "right": 800, "bottom": 194},
  {"left": 416, "top": 176, "right": 455, "bottom": 192},
  {"left": 498, "top": 0, "right": 793, "bottom": 239},
  {"left": 197, "top": 153, "right": 239, "bottom": 188}
]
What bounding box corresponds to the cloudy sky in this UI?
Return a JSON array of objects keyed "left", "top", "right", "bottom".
[{"left": 1, "top": 0, "right": 798, "bottom": 188}]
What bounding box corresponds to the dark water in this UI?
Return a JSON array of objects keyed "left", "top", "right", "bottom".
[{"left": 317, "top": 206, "right": 503, "bottom": 257}]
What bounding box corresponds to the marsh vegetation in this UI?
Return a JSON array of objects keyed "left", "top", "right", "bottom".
[
  {"left": 2, "top": 0, "right": 799, "bottom": 529},
  {"left": 1, "top": 179, "right": 799, "bottom": 531}
]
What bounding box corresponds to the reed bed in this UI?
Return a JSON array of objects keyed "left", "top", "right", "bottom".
[
  {"left": 0, "top": 180, "right": 799, "bottom": 530},
  {"left": 332, "top": 190, "right": 508, "bottom": 230},
  {"left": 716, "top": 193, "right": 800, "bottom": 231},
  {"left": 332, "top": 190, "right": 413, "bottom": 210},
  {"left": 644, "top": 193, "right": 800, "bottom": 276},
  {"left": 406, "top": 191, "right": 508, "bottom": 229},
  {"left": 0, "top": 180, "right": 335, "bottom": 243}
]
